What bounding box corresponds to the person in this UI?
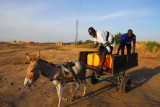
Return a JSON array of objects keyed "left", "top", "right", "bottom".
[
  {"left": 115, "top": 29, "right": 136, "bottom": 55},
  {"left": 88, "top": 27, "right": 115, "bottom": 76}
]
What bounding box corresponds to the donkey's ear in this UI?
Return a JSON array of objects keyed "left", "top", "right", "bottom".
[
  {"left": 34, "top": 51, "right": 40, "bottom": 61},
  {"left": 25, "top": 53, "right": 32, "bottom": 62}
]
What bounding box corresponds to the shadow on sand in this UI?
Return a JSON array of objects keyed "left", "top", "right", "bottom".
[
  {"left": 67, "top": 66, "right": 160, "bottom": 106},
  {"left": 128, "top": 66, "right": 160, "bottom": 91}
]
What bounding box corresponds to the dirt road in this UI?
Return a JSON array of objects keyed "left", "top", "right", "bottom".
[{"left": 0, "top": 42, "right": 160, "bottom": 107}]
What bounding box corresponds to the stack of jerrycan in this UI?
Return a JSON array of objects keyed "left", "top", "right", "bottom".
[
  {"left": 87, "top": 53, "right": 112, "bottom": 68},
  {"left": 87, "top": 53, "right": 101, "bottom": 66}
]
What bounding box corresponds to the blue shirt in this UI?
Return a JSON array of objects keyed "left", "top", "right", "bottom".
[{"left": 120, "top": 33, "right": 136, "bottom": 44}]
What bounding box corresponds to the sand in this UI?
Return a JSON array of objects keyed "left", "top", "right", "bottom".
[{"left": 0, "top": 42, "right": 160, "bottom": 107}]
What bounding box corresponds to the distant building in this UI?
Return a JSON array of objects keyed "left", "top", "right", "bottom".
[{"left": 56, "top": 41, "right": 63, "bottom": 46}]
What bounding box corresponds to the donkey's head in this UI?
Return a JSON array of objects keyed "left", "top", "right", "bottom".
[{"left": 24, "top": 52, "right": 40, "bottom": 88}]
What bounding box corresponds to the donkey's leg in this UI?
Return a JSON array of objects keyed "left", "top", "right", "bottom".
[
  {"left": 82, "top": 80, "right": 87, "bottom": 97},
  {"left": 61, "top": 83, "right": 68, "bottom": 101},
  {"left": 73, "top": 82, "right": 80, "bottom": 99},
  {"left": 62, "top": 96, "right": 68, "bottom": 101},
  {"left": 70, "top": 82, "right": 76, "bottom": 93},
  {"left": 56, "top": 83, "right": 62, "bottom": 107},
  {"left": 56, "top": 83, "right": 68, "bottom": 102},
  {"left": 56, "top": 85, "right": 61, "bottom": 107}
]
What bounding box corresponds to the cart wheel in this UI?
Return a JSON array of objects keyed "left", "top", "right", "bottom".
[
  {"left": 88, "top": 70, "right": 98, "bottom": 84},
  {"left": 120, "top": 76, "right": 131, "bottom": 93}
]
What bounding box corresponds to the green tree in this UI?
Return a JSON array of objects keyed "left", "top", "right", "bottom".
[
  {"left": 84, "top": 40, "right": 94, "bottom": 44},
  {"left": 77, "top": 40, "right": 83, "bottom": 45},
  {"left": 115, "top": 32, "right": 122, "bottom": 44}
]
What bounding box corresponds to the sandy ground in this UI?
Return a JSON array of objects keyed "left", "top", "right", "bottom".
[{"left": 0, "top": 42, "right": 160, "bottom": 107}]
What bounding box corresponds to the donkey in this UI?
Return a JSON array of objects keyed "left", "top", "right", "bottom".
[{"left": 24, "top": 52, "right": 87, "bottom": 107}]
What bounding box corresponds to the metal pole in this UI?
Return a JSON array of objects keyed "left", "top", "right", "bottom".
[{"left": 75, "top": 19, "right": 78, "bottom": 44}]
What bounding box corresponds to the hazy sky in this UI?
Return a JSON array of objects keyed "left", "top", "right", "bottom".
[{"left": 0, "top": 0, "right": 160, "bottom": 43}]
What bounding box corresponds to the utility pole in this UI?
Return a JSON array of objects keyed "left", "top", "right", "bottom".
[{"left": 75, "top": 19, "right": 78, "bottom": 44}]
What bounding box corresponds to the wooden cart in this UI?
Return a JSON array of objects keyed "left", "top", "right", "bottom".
[{"left": 79, "top": 51, "right": 138, "bottom": 93}]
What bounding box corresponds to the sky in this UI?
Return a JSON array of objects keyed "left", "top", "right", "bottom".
[{"left": 0, "top": 0, "right": 160, "bottom": 43}]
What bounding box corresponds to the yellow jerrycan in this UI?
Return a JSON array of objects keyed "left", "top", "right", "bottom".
[
  {"left": 94, "top": 53, "right": 101, "bottom": 66},
  {"left": 87, "top": 53, "right": 94, "bottom": 65}
]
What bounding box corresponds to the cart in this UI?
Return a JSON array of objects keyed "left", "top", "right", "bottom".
[{"left": 79, "top": 51, "right": 138, "bottom": 93}]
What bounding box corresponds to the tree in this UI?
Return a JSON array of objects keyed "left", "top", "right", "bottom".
[
  {"left": 115, "top": 32, "right": 122, "bottom": 44},
  {"left": 84, "top": 40, "right": 94, "bottom": 44},
  {"left": 77, "top": 40, "right": 83, "bottom": 45}
]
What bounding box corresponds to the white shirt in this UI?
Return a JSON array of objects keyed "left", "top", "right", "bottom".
[{"left": 93, "top": 30, "right": 115, "bottom": 47}]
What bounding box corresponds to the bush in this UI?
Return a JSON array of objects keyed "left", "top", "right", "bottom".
[
  {"left": 146, "top": 41, "right": 160, "bottom": 52},
  {"left": 115, "top": 32, "right": 122, "bottom": 44},
  {"left": 84, "top": 40, "right": 94, "bottom": 44},
  {"left": 64, "top": 43, "right": 71, "bottom": 45},
  {"left": 76, "top": 40, "right": 94, "bottom": 45},
  {"left": 77, "top": 40, "right": 83, "bottom": 45},
  {"left": 75, "top": 40, "right": 95, "bottom": 48}
]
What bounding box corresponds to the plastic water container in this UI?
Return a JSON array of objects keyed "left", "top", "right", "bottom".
[
  {"left": 105, "top": 55, "right": 112, "bottom": 68},
  {"left": 87, "top": 53, "right": 94, "bottom": 65},
  {"left": 110, "top": 56, "right": 112, "bottom": 68},
  {"left": 94, "top": 53, "right": 101, "bottom": 66}
]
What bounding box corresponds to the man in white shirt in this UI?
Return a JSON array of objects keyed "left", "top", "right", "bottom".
[{"left": 88, "top": 27, "right": 115, "bottom": 76}]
